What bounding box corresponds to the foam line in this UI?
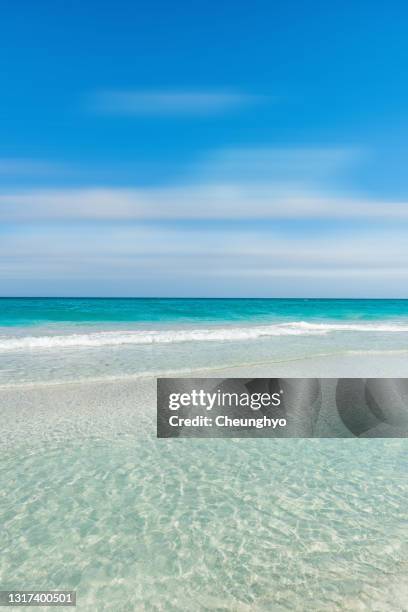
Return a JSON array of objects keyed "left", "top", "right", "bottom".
[{"left": 1, "top": 320, "right": 408, "bottom": 351}]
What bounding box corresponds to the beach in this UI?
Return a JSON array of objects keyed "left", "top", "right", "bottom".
[
  {"left": 3, "top": 0, "right": 408, "bottom": 605},
  {"left": 3, "top": 350, "right": 408, "bottom": 448},
  {"left": 1, "top": 298, "right": 408, "bottom": 610}
]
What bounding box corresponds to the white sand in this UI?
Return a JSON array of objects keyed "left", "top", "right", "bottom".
[{"left": 2, "top": 351, "right": 408, "bottom": 449}]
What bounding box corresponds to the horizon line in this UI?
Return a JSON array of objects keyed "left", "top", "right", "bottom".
[{"left": 1, "top": 296, "right": 408, "bottom": 301}]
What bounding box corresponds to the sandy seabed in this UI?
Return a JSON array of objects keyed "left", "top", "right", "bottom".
[{"left": 0, "top": 353, "right": 407, "bottom": 611}]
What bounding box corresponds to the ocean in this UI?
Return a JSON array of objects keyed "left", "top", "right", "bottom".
[
  {"left": 1, "top": 297, "right": 408, "bottom": 386},
  {"left": 1, "top": 298, "right": 407, "bottom": 610}
]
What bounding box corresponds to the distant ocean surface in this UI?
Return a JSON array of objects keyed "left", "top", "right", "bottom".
[
  {"left": 2, "top": 297, "right": 408, "bottom": 327},
  {"left": 1, "top": 298, "right": 408, "bottom": 385}
]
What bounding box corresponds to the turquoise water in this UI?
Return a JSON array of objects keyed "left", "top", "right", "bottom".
[
  {"left": 2, "top": 298, "right": 408, "bottom": 385},
  {"left": 2, "top": 297, "right": 408, "bottom": 327},
  {"left": 0, "top": 298, "right": 407, "bottom": 610}
]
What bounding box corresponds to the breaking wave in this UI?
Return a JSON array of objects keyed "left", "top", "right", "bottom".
[{"left": 1, "top": 320, "right": 408, "bottom": 351}]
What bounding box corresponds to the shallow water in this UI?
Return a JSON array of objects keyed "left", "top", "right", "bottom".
[
  {"left": 1, "top": 376, "right": 407, "bottom": 610},
  {"left": 2, "top": 298, "right": 408, "bottom": 386},
  {"left": 1, "top": 298, "right": 407, "bottom": 610},
  {"left": 1, "top": 426, "right": 407, "bottom": 610}
]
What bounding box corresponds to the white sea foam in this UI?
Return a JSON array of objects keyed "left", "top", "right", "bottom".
[
  {"left": 1, "top": 320, "right": 408, "bottom": 351},
  {"left": 290, "top": 320, "right": 408, "bottom": 333}
]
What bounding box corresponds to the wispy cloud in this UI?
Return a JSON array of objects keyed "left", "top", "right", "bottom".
[
  {"left": 3, "top": 147, "right": 397, "bottom": 222},
  {"left": 1, "top": 146, "right": 408, "bottom": 296},
  {"left": 89, "top": 89, "right": 263, "bottom": 115},
  {"left": 2, "top": 185, "right": 408, "bottom": 222},
  {"left": 0, "top": 159, "right": 65, "bottom": 177},
  {"left": 196, "top": 147, "right": 360, "bottom": 184},
  {"left": 1, "top": 224, "right": 408, "bottom": 297}
]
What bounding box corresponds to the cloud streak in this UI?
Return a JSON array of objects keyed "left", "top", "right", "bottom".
[
  {"left": 1, "top": 224, "right": 408, "bottom": 296},
  {"left": 2, "top": 147, "right": 406, "bottom": 222},
  {"left": 2, "top": 185, "right": 408, "bottom": 221},
  {"left": 1, "top": 146, "right": 407, "bottom": 296},
  {"left": 90, "top": 90, "right": 263, "bottom": 115},
  {"left": 0, "top": 159, "right": 65, "bottom": 177}
]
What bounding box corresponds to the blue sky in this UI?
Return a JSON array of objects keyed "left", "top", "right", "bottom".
[{"left": 1, "top": 0, "right": 408, "bottom": 297}]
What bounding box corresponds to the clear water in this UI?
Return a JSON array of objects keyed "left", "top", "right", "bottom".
[
  {"left": 0, "top": 299, "right": 407, "bottom": 610},
  {"left": 1, "top": 396, "right": 407, "bottom": 611},
  {"left": 2, "top": 298, "right": 408, "bottom": 385}
]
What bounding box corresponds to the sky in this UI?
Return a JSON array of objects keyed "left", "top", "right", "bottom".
[{"left": 1, "top": 0, "right": 408, "bottom": 297}]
